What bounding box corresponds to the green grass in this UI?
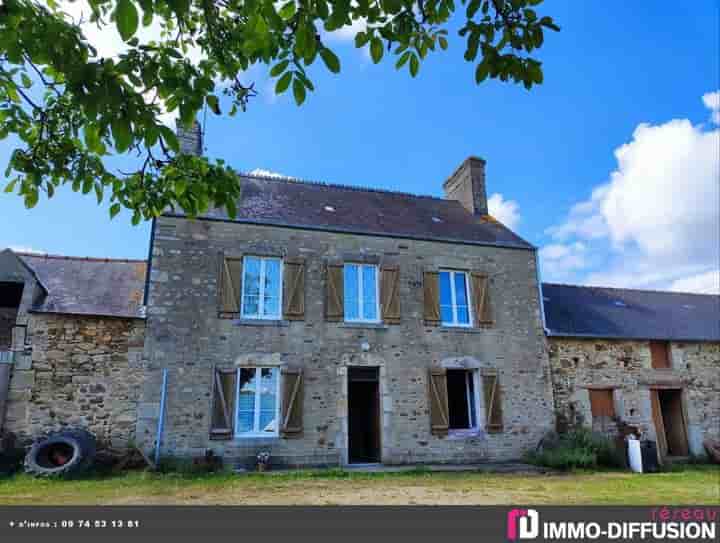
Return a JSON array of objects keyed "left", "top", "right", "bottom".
[{"left": 0, "top": 465, "right": 717, "bottom": 505}]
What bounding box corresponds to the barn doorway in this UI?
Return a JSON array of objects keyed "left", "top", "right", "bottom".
[
  {"left": 651, "top": 389, "right": 689, "bottom": 458},
  {"left": 348, "top": 367, "right": 381, "bottom": 464},
  {"left": 0, "top": 282, "right": 24, "bottom": 359}
]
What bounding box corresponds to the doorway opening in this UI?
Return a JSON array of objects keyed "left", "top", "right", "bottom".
[
  {"left": 0, "top": 282, "right": 24, "bottom": 358},
  {"left": 651, "top": 388, "right": 689, "bottom": 458},
  {"left": 348, "top": 367, "right": 381, "bottom": 464}
]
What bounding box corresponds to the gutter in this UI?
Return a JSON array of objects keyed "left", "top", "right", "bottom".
[{"left": 143, "top": 216, "right": 156, "bottom": 308}]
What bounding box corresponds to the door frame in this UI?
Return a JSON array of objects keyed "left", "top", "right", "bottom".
[
  {"left": 339, "top": 363, "right": 388, "bottom": 466},
  {"left": 650, "top": 386, "right": 690, "bottom": 461}
]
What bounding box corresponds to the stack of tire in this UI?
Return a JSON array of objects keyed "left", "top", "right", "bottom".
[{"left": 24, "top": 429, "right": 96, "bottom": 477}]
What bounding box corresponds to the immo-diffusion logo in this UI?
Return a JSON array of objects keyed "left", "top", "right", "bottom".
[
  {"left": 507, "top": 509, "right": 540, "bottom": 540},
  {"left": 506, "top": 507, "right": 717, "bottom": 541}
]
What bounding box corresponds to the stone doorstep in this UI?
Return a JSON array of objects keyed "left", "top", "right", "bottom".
[{"left": 233, "top": 462, "right": 554, "bottom": 475}]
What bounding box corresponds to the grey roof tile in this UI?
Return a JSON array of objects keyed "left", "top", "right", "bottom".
[
  {"left": 165, "top": 174, "right": 534, "bottom": 250},
  {"left": 542, "top": 283, "right": 720, "bottom": 341},
  {"left": 19, "top": 254, "right": 146, "bottom": 319}
]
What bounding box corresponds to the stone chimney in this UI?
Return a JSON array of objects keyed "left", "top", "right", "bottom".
[
  {"left": 442, "top": 157, "right": 488, "bottom": 215},
  {"left": 176, "top": 120, "right": 203, "bottom": 156}
]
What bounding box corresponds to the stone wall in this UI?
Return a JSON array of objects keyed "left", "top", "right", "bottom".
[
  {"left": 3, "top": 313, "right": 145, "bottom": 448},
  {"left": 548, "top": 338, "right": 720, "bottom": 456},
  {"left": 137, "top": 216, "right": 555, "bottom": 466}
]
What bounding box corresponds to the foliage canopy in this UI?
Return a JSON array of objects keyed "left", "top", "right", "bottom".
[{"left": 0, "top": 0, "right": 559, "bottom": 222}]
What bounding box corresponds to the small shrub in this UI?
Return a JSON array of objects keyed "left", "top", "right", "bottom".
[{"left": 526, "top": 428, "right": 622, "bottom": 470}]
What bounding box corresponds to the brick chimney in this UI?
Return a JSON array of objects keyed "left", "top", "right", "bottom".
[
  {"left": 443, "top": 157, "right": 488, "bottom": 215},
  {"left": 176, "top": 120, "right": 203, "bottom": 156}
]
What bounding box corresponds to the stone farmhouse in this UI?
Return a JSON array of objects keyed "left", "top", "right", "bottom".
[{"left": 1, "top": 126, "right": 718, "bottom": 468}]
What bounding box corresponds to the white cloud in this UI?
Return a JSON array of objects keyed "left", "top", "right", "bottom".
[
  {"left": 249, "top": 168, "right": 291, "bottom": 179},
  {"left": 539, "top": 242, "right": 588, "bottom": 281},
  {"left": 541, "top": 91, "right": 720, "bottom": 293},
  {"left": 487, "top": 193, "right": 520, "bottom": 230},
  {"left": 702, "top": 90, "right": 720, "bottom": 124},
  {"left": 669, "top": 270, "right": 720, "bottom": 295},
  {"left": 323, "top": 17, "right": 367, "bottom": 43}
]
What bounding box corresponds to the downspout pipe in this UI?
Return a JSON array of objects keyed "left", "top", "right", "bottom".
[
  {"left": 154, "top": 368, "right": 168, "bottom": 467},
  {"left": 535, "top": 249, "right": 551, "bottom": 336}
]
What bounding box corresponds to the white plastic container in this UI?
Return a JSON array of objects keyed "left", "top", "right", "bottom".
[{"left": 627, "top": 438, "right": 643, "bottom": 473}]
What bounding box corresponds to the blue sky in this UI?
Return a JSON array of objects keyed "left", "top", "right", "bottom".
[{"left": 1, "top": 1, "right": 718, "bottom": 293}]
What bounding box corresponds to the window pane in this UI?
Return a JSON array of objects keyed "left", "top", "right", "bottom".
[
  {"left": 243, "top": 257, "right": 261, "bottom": 316},
  {"left": 467, "top": 373, "right": 477, "bottom": 428},
  {"left": 263, "top": 259, "right": 281, "bottom": 317},
  {"left": 362, "top": 266, "right": 378, "bottom": 321},
  {"left": 439, "top": 271, "right": 453, "bottom": 323},
  {"left": 236, "top": 368, "right": 256, "bottom": 434},
  {"left": 344, "top": 265, "right": 360, "bottom": 320},
  {"left": 456, "top": 271, "right": 470, "bottom": 324},
  {"left": 259, "top": 368, "right": 278, "bottom": 433}
]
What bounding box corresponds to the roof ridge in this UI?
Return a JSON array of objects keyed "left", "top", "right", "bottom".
[
  {"left": 240, "top": 171, "right": 448, "bottom": 202},
  {"left": 17, "top": 252, "right": 147, "bottom": 264},
  {"left": 542, "top": 282, "right": 720, "bottom": 298}
]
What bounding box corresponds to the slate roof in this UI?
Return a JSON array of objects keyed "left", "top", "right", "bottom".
[
  {"left": 18, "top": 253, "right": 147, "bottom": 319},
  {"left": 542, "top": 283, "right": 720, "bottom": 341},
  {"left": 164, "top": 174, "right": 534, "bottom": 250}
]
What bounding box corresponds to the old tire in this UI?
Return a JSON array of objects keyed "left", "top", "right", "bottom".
[{"left": 24, "top": 430, "right": 96, "bottom": 477}]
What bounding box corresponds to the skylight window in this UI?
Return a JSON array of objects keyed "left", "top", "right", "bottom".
[
  {"left": 432, "top": 217, "right": 443, "bottom": 223},
  {"left": 324, "top": 205, "right": 336, "bottom": 212},
  {"left": 613, "top": 300, "right": 627, "bottom": 307}
]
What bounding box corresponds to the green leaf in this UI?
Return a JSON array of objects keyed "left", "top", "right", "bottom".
[
  {"left": 396, "top": 51, "right": 411, "bottom": 69},
  {"left": 206, "top": 95, "right": 221, "bottom": 115},
  {"left": 110, "top": 203, "right": 122, "bottom": 219},
  {"left": 24, "top": 190, "right": 38, "bottom": 209},
  {"left": 159, "top": 125, "right": 179, "bottom": 153},
  {"left": 115, "top": 0, "right": 139, "bottom": 42},
  {"left": 319, "top": 48, "right": 341, "bottom": 73},
  {"left": 438, "top": 37, "right": 448, "bottom": 51},
  {"left": 275, "top": 71, "right": 293, "bottom": 94},
  {"left": 270, "top": 60, "right": 290, "bottom": 77},
  {"left": 4, "top": 179, "right": 17, "bottom": 193},
  {"left": 279, "top": 2, "right": 296, "bottom": 20},
  {"left": 292, "top": 77, "right": 306, "bottom": 105},
  {"left": 370, "top": 38, "right": 383, "bottom": 64},
  {"left": 20, "top": 73, "right": 32, "bottom": 88},
  {"left": 409, "top": 54, "right": 419, "bottom": 77},
  {"left": 111, "top": 118, "right": 132, "bottom": 152},
  {"left": 355, "top": 31, "right": 370, "bottom": 48},
  {"left": 94, "top": 182, "right": 103, "bottom": 204},
  {"left": 475, "top": 61, "right": 490, "bottom": 84}
]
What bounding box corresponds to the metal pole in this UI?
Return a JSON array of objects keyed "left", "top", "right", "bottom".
[{"left": 154, "top": 369, "right": 168, "bottom": 467}]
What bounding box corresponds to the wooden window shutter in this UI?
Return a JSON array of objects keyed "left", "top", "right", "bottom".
[
  {"left": 428, "top": 368, "right": 449, "bottom": 436},
  {"left": 283, "top": 258, "right": 306, "bottom": 320},
  {"left": 380, "top": 266, "right": 401, "bottom": 324},
  {"left": 650, "top": 341, "right": 671, "bottom": 369},
  {"left": 280, "top": 367, "right": 304, "bottom": 438},
  {"left": 218, "top": 254, "right": 242, "bottom": 315},
  {"left": 589, "top": 389, "right": 615, "bottom": 418},
  {"left": 324, "top": 263, "right": 344, "bottom": 322},
  {"left": 482, "top": 374, "right": 504, "bottom": 433},
  {"left": 471, "top": 272, "right": 493, "bottom": 326},
  {"left": 210, "top": 368, "right": 236, "bottom": 440},
  {"left": 423, "top": 271, "right": 441, "bottom": 326}
]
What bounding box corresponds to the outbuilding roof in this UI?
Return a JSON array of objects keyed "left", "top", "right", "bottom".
[
  {"left": 163, "top": 173, "right": 534, "bottom": 250},
  {"left": 541, "top": 283, "right": 720, "bottom": 342},
  {"left": 18, "top": 253, "right": 147, "bottom": 319}
]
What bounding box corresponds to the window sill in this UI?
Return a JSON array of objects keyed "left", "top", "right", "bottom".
[
  {"left": 438, "top": 326, "right": 482, "bottom": 334},
  {"left": 340, "top": 322, "right": 389, "bottom": 330},
  {"left": 232, "top": 319, "right": 289, "bottom": 328},
  {"left": 447, "top": 428, "right": 484, "bottom": 440},
  {"left": 234, "top": 434, "right": 280, "bottom": 440}
]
